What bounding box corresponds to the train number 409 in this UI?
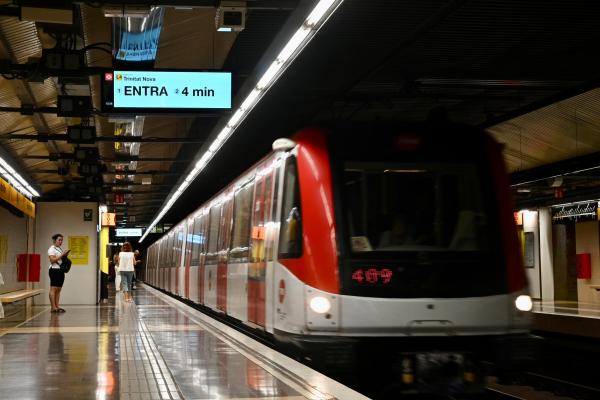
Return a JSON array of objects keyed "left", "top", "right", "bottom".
[{"left": 352, "top": 268, "right": 393, "bottom": 285}]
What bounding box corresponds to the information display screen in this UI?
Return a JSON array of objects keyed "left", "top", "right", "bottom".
[
  {"left": 116, "top": 228, "right": 143, "bottom": 237},
  {"left": 101, "top": 70, "right": 232, "bottom": 114}
]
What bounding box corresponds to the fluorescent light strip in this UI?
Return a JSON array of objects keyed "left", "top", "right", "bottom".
[
  {"left": 0, "top": 172, "right": 30, "bottom": 196},
  {"left": 276, "top": 26, "right": 310, "bottom": 62},
  {"left": 306, "top": 0, "right": 337, "bottom": 26},
  {"left": 140, "top": 0, "right": 344, "bottom": 242},
  {"left": 0, "top": 156, "right": 37, "bottom": 198}
]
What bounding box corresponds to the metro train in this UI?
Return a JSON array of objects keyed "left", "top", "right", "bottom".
[{"left": 144, "top": 124, "right": 532, "bottom": 395}]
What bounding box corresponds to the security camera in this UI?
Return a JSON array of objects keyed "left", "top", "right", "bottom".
[{"left": 215, "top": 1, "right": 246, "bottom": 32}]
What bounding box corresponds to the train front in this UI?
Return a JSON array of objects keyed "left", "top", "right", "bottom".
[{"left": 273, "top": 126, "right": 534, "bottom": 396}]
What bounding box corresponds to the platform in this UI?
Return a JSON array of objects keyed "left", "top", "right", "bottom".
[
  {"left": 0, "top": 284, "right": 367, "bottom": 400},
  {"left": 533, "top": 300, "right": 600, "bottom": 339}
]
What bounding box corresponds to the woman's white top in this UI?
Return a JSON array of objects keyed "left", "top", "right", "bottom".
[
  {"left": 48, "top": 246, "right": 63, "bottom": 269},
  {"left": 118, "top": 251, "right": 135, "bottom": 272}
]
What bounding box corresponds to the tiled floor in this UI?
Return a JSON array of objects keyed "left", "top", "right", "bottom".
[{"left": 0, "top": 285, "right": 364, "bottom": 400}]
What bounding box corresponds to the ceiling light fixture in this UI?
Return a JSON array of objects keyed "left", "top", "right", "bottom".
[
  {"left": 140, "top": 0, "right": 345, "bottom": 242},
  {"left": 0, "top": 156, "right": 39, "bottom": 198}
]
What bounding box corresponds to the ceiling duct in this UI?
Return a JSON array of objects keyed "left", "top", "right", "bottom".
[{"left": 103, "top": 5, "right": 152, "bottom": 19}]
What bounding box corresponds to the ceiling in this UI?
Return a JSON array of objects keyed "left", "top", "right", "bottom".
[{"left": 0, "top": 0, "right": 599, "bottom": 238}]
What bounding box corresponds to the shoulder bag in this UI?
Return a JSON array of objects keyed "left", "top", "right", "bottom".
[{"left": 60, "top": 255, "right": 72, "bottom": 273}]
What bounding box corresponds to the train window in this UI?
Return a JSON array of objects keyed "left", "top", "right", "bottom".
[
  {"left": 343, "top": 163, "right": 487, "bottom": 253},
  {"left": 255, "top": 173, "right": 273, "bottom": 263},
  {"left": 231, "top": 180, "right": 254, "bottom": 259},
  {"left": 278, "top": 156, "right": 302, "bottom": 258},
  {"left": 250, "top": 175, "right": 266, "bottom": 264},
  {"left": 199, "top": 212, "right": 209, "bottom": 255},
  {"left": 218, "top": 197, "right": 233, "bottom": 253},
  {"left": 185, "top": 219, "right": 193, "bottom": 265},
  {"left": 205, "top": 205, "right": 221, "bottom": 263},
  {"left": 190, "top": 215, "right": 202, "bottom": 265},
  {"left": 158, "top": 241, "right": 164, "bottom": 269},
  {"left": 176, "top": 227, "right": 184, "bottom": 267}
]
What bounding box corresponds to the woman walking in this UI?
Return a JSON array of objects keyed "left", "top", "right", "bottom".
[{"left": 117, "top": 242, "right": 136, "bottom": 302}]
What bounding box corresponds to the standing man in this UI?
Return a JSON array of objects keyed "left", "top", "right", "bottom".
[{"left": 48, "top": 233, "right": 70, "bottom": 313}]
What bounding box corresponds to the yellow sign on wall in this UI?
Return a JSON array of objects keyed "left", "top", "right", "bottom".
[
  {"left": 0, "top": 234, "right": 7, "bottom": 264},
  {"left": 100, "top": 227, "right": 109, "bottom": 274},
  {"left": 0, "top": 177, "right": 35, "bottom": 218},
  {"left": 68, "top": 236, "right": 89, "bottom": 265}
]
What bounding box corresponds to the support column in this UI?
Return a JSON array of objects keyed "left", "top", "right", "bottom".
[{"left": 539, "top": 208, "right": 554, "bottom": 301}]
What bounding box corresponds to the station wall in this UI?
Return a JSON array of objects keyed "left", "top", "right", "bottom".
[
  {"left": 575, "top": 221, "right": 600, "bottom": 304},
  {"left": 34, "top": 202, "right": 98, "bottom": 305}
]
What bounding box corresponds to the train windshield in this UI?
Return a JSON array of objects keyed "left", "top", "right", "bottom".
[{"left": 343, "top": 162, "right": 489, "bottom": 253}]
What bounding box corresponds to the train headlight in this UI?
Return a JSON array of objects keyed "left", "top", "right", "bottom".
[
  {"left": 515, "top": 295, "right": 533, "bottom": 312},
  {"left": 309, "top": 296, "right": 331, "bottom": 314}
]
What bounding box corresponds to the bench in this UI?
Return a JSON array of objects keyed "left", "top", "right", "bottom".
[{"left": 0, "top": 289, "right": 44, "bottom": 303}]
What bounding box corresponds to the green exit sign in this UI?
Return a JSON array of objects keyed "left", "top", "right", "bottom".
[{"left": 84, "top": 209, "right": 93, "bottom": 221}]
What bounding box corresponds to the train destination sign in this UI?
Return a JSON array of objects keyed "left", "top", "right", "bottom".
[{"left": 102, "top": 70, "right": 232, "bottom": 113}]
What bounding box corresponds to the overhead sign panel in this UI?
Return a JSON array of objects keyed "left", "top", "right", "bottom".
[{"left": 102, "top": 70, "right": 232, "bottom": 114}]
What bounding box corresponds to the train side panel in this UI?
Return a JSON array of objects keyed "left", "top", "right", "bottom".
[{"left": 227, "top": 262, "right": 248, "bottom": 322}]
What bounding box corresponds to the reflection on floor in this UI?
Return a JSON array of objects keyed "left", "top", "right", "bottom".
[{"left": 0, "top": 285, "right": 361, "bottom": 400}]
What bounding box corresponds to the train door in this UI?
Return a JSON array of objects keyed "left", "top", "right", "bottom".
[
  {"left": 217, "top": 192, "right": 234, "bottom": 312},
  {"left": 157, "top": 243, "right": 161, "bottom": 286},
  {"left": 230, "top": 179, "right": 254, "bottom": 322},
  {"left": 159, "top": 240, "right": 164, "bottom": 288},
  {"left": 188, "top": 214, "right": 201, "bottom": 303},
  {"left": 174, "top": 227, "right": 180, "bottom": 295},
  {"left": 167, "top": 232, "right": 174, "bottom": 293},
  {"left": 265, "top": 159, "right": 282, "bottom": 333},
  {"left": 184, "top": 219, "right": 193, "bottom": 299},
  {"left": 159, "top": 238, "right": 166, "bottom": 288},
  {"left": 152, "top": 246, "right": 158, "bottom": 286},
  {"left": 174, "top": 228, "right": 179, "bottom": 295},
  {"left": 197, "top": 211, "right": 208, "bottom": 305},
  {"left": 248, "top": 167, "right": 274, "bottom": 327},
  {"left": 175, "top": 226, "right": 183, "bottom": 296},
  {"left": 204, "top": 204, "right": 221, "bottom": 309}
]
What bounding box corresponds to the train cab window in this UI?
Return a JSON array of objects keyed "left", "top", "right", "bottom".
[
  {"left": 231, "top": 180, "right": 254, "bottom": 259},
  {"left": 206, "top": 205, "right": 222, "bottom": 264},
  {"left": 343, "top": 163, "right": 487, "bottom": 253},
  {"left": 278, "top": 156, "right": 302, "bottom": 258}
]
